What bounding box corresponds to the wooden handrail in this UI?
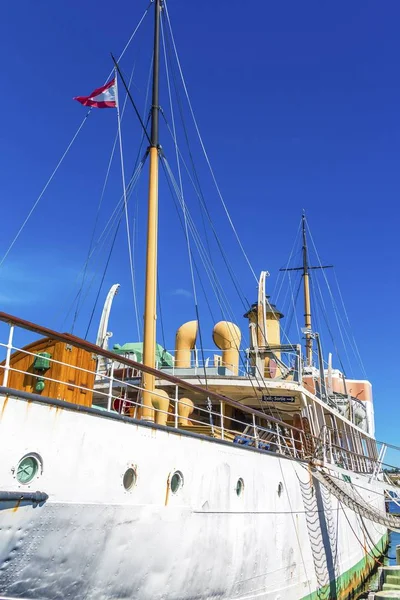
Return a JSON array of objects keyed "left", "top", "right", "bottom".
[{"left": 0, "top": 311, "right": 305, "bottom": 436}]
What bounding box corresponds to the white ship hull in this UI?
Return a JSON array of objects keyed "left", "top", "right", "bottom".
[{"left": 0, "top": 392, "right": 387, "bottom": 600}]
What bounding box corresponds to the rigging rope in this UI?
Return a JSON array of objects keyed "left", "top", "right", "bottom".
[
  {"left": 161, "top": 15, "right": 239, "bottom": 314},
  {"left": 0, "top": 111, "right": 90, "bottom": 270},
  {"left": 306, "top": 225, "right": 354, "bottom": 376},
  {"left": 60, "top": 153, "right": 146, "bottom": 332},
  {"left": 66, "top": 45, "right": 154, "bottom": 336},
  {"left": 0, "top": 4, "right": 151, "bottom": 270},
  {"left": 333, "top": 270, "right": 368, "bottom": 379},
  {"left": 72, "top": 62, "right": 139, "bottom": 334},
  {"left": 116, "top": 73, "right": 141, "bottom": 340},
  {"left": 62, "top": 144, "right": 148, "bottom": 329},
  {"left": 163, "top": 0, "right": 258, "bottom": 283},
  {"left": 83, "top": 156, "right": 147, "bottom": 338},
  {"left": 161, "top": 155, "right": 288, "bottom": 424},
  {"left": 274, "top": 216, "right": 303, "bottom": 303},
  {"left": 284, "top": 272, "right": 302, "bottom": 341},
  {"left": 160, "top": 18, "right": 213, "bottom": 427}
]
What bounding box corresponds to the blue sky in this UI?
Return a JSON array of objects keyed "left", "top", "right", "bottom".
[{"left": 0, "top": 1, "right": 399, "bottom": 453}]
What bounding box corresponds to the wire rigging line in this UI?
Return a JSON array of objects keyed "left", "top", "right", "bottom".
[
  {"left": 65, "top": 45, "right": 154, "bottom": 335},
  {"left": 161, "top": 157, "right": 244, "bottom": 342},
  {"left": 112, "top": 55, "right": 151, "bottom": 146},
  {"left": 161, "top": 17, "right": 210, "bottom": 397},
  {"left": 61, "top": 152, "right": 147, "bottom": 333},
  {"left": 159, "top": 155, "right": 217, "bottom": 324},
  {"left": 116, "top": 73, "right": 141, "bottom": 341},
  {"left": 284, "top": 272, "right": 302, "bottom": 340},
  {"left": 162, "top": 157, "right": 242, "bottom": 329},
  {"left": 161, "top": 19, "right": 197, "bottom": 308},
  {"left": 0, "top": 5, "right": 151, "bottom": 271},
  {"left": 84, "top": 157, "right": 147, "bottom": 339},
  {"left": 160, "top": 16, "right": 288, "bottom": 418},
  {"left": 161, "top": 108, "right": 251, "bottom": 311},
  {"left": 72, "top": 62, "right": 139, "bottom": 334},
  {"left": 161, "top": 156, "right": 285, "bottom": 422},
  {"left": 163, "top": 0, "right": 258, "bottom": 283},
  {"left": 157, "top": 276, "right": 167, "bottom": 354},
  {"left": 106, "top": 2, "right": 153, "bottom": 81},
  {"left": 274, "top": 216, "right": 303, "bottom": 303},
  {"left": 306, "top": 223, "right": 354, "bottom": 376},
  {"left": 333, "top": 270, "right": 367, "bottom": 379},
  {"left": 84, "top": 214, "right": 123, "bottom": 341},
  {"left": 160, "top": 21, "right": 251, "bottom": 312},
  {"left": 0, "top": 111, "right": 90, "bottom": 269},
  {"left": 161, "top": 17, "right": 228, "bottom": 311},
  {"left": 312, "top": 270, "right": 348, "bottom": 377}
]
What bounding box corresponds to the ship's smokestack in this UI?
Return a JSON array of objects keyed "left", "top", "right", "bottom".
[
  {"left": 244, "top": 297, "right": 283, "bottom": 378},
  {"left": 175, "top": 321, "right": 198, "bottom": 368},
  {"left": 212, "top": 321, "right": 241, "bottom": 375}
]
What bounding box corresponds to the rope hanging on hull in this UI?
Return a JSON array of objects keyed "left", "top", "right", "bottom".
[{"left": 313, "top": 467, "right": 400, "bottom": 532}]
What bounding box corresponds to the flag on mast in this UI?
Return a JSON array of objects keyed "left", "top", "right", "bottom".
[{"left": 74, "top": 78, "right": 117, "bottom": 108}]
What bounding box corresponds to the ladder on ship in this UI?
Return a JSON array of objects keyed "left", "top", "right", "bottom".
[{"left": 312, "top": 467, "right": 400, "bottom": 532}]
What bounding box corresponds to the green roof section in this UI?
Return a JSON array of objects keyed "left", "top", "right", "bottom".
[{"left": 112, "top": 342, "right": 174, "bottom": 367}]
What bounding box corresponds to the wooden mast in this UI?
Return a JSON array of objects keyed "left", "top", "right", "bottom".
[
  {"left": 280, "top": 213, "right": 333, "bottom": 368},
  {"left": 141, "top": 0, "right": 161, "bottom": 420},
  {"left": 301, "top": 214, "right": 313, "bottom": 366}
]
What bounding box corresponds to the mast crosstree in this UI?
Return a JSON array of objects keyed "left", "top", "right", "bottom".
[{"left": 280, "top": 214, "right": 332, "bottom": 367}]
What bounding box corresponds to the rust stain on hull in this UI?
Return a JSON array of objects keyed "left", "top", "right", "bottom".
[
  {"left": 12, "top": 499, "right": 21, "bottom": 513},
  {"left": 164, "top": 474, "right": 171, "bottom": 506},
  {"left": 0, "top": 396, "right": 8, "bottom": 420},
  {"left": 336, "top": 544, "right": 388, "bottom": 600}
]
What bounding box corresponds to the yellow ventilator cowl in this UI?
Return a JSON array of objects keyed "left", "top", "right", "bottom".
[
  {"left": 212, "top": 321, "right": 241, "bottom": 375},
  {"left": 175, "top": 320, "right": 198, "bottom": 368},
  {"left": 178, "top": 397, "right": 194, "bottom": 426},
  {"left": 152, "top": 389, "right": 170, "bottom": 426}
]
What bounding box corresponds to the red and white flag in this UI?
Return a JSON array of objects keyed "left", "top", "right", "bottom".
[{"left": 74, "top": 78, "right": 117, "bottom": 108}]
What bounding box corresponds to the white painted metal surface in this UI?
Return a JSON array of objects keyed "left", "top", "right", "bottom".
[{"left": 0, "top": 393, "right": 387, "bottom": 600}]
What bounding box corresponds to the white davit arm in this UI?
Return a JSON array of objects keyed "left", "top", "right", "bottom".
[{"left": 96, "top": 283, "right": 120, "bottom": 349}]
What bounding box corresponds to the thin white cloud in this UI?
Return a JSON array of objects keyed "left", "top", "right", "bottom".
[
  {"left": 0, "top": 257, "right": 91, "bottom": 311},
  {"left": 0, "top": 292, "right": 35, "bottom": 306},
  {"left": 172, "top": 288, "right": 192, "bottom": 299}
]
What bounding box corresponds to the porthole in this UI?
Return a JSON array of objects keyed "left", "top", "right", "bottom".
[
  {"left": 16, "top": 454, "right": 41, "bottom": 485},
  {"left": 170, "top": 471, "right": 184, "bottom": 494},
  {"left": 277, "top": 481, "right": 283, "bottom": 497},
  {"left": 236, "top": 478, "right": 244, "bottom": 496},
  {"left": 123, "top": 467, "right": 137, "bottom": 491}
]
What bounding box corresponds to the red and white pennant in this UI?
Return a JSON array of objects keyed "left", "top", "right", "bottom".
[{"left": 74, "top": 78, "right": 117, "bottom": 108}]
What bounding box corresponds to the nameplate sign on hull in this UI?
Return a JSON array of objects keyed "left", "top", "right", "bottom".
[{"left": 261, "top": 395, "right": 295, "bottom": 403}]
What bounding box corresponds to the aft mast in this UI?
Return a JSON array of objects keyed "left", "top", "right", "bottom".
[
  {"left": 142, "top": 0, "right": 161, "bottom": 420},
  {"left": 301, "top": 214, "right": 313, "bottom": 366},
  {"left": 280, "top": 213, "right": 332, "bottom": 367}
]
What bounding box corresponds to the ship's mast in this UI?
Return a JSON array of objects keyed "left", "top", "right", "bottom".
[
  {"left": 280, "top": 213, "right": 332, "bottom": 368},
  {"left": 301, "top": 214, "right": 313, "bottom": 366},
  {"left": 141, "top": 0, "right": 161, "bottom": 420}
]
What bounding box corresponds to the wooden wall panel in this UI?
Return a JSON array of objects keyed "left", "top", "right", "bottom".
[{"left": 1, "top": 337, "right": 95, "bottom": 407}]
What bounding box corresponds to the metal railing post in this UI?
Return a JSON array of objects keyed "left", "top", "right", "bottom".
[
  {"left": 252, "top": 414, "right": 258, "bottom": 448},
  {"left": 329, "top": 429, "right": 334, "bottom": 464},
  {"left": 276, "top": 423, "right": 282, "bottom": 454},
  {"left": 220, "top": 402, "right": 224, "bottom": 440},
  {"left": 3, "top": 325, "right": 14, "bottom": 387},
  {"left": 290, "top": 427, "right": 296, "bottom": 458},
  {"left": 106, "top": 361, "right": 115, "bottom": 411},
  {"left": 174, "top": 385, "right": 179, "bottom": 429},
  {"left": 371, "top": 443, "right": 386, "bottom": 481}
]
